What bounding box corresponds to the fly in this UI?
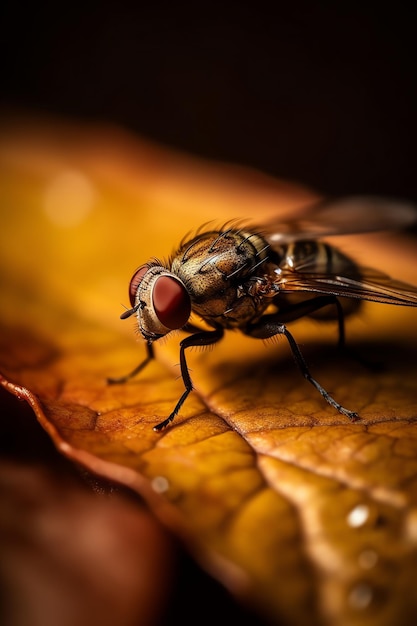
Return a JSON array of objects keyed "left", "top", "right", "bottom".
[{"left": 108, "top": 196, "right": 417, "bottom": 431}]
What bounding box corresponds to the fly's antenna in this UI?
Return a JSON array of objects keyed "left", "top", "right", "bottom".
[{"left": 120, "top": 303, "right": 140, "bottom": 319}]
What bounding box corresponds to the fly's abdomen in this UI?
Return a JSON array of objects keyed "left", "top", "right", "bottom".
[
  {"left": 277, "top": 241, "right": 357, "bottom": 274},
  {"left": 276, "top": 241, "right": 362, "bottom": 319}
]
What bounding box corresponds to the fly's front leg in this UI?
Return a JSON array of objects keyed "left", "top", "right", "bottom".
[
  {"left": 153, "top": 326, "right": 224, "bottom": 431},
  {"left": 246, "top": 315, "right": 359, "bottom": 420},
  {"left": 107, "top": 341, "right": 155, "bottom": 385}
]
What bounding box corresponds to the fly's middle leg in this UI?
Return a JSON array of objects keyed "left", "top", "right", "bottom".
[{"left": 245, "top": 307, "right": 359, "bottom": 420}]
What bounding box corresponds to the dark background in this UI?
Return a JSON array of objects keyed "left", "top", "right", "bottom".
[{"left": 1, "top": 4, "right": 416, "bottom": 202}]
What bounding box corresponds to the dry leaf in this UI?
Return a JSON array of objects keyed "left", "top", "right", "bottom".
[{"left": 1, "top": 116, "right": 417, "bottom": 626}]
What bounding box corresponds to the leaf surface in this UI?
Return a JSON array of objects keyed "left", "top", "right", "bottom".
[{"left": 1, "top": 117, "right": 417, "bottom": 626}]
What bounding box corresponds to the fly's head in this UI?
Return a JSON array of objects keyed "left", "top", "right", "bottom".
[{"left": 121, "top": 263, "right": 192, "bottom": 341}]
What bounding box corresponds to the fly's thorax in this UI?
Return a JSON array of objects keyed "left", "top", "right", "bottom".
[
  {"left": 171, "top": 229, "right": 269, "bottom": 299},
  {"left": 170, "top": 228, "right": 270, "bottom": 327}
]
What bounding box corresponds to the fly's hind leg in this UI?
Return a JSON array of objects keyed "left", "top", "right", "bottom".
[
  {"left": 245, "top": 302, "right": 359, "bottom": 420},
  {"left": 271, "top": 293, "right": 378, "bottom": 369},
  {"left": 274, "top": 294, "right": 346, "bottom": 349}
]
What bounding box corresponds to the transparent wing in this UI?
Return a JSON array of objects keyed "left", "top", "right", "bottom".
[
  {"left": 263, "top": 196, "right": 417, "bottom": 245},
  {"left": 277, "top": 263, "right": 417, "bottom": 307}
]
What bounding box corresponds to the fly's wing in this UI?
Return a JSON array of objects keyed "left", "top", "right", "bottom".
[
  {"left": 276, "top": 260, "right": 417, "bottom": 307},
  {"left": 263, "top": 196, "right": 417, "bottom": 245}
]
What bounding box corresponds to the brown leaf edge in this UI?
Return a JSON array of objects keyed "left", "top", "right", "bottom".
[{"left": 0, "top": 372, "right": 253, "bottom": 603}]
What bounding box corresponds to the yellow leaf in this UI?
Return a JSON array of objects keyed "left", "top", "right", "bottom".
[{"left": 1, "top": 116, "right": 417, "bottom": 626}]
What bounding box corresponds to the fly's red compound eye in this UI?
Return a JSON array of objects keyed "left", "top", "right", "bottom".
[
  {"left": 152, "top": 276, "right": 191, "bottom": 329},
  {"left": 128, "top": 265, "right": 149, "bottom": 307}
]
